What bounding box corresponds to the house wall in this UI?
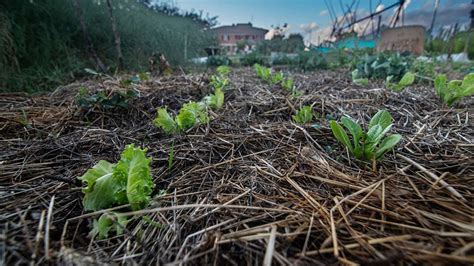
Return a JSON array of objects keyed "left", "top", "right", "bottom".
[{"left": 210, "top": 24, "right": 268, "bottom": 55}]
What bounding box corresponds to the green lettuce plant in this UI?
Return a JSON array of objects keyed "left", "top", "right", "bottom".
[
  {"left": 92, "top": 212, "right": 128, "bottom": 239},
  {"left": 254, "top": 64, "right": 272, "bottom": 82},
  {"left": 78, "top": 144, "right": 154, "bottom": 238},
  {"left": 203, "top": 86, "right": 224, "bottom": 109},
  {"left": 351, "top": 69, "right": 369, "bottom": 86},
  {"left": 292, "top": 105, "right": 313, "bottom": 124},
  {"left": 216, "top": 65, "right": 231, "bottom": 76},
  {"left": 271, "top": 72, "right": 284, "bottom": 84},
  {"left": 434, "top": 73, "right": 474, "bottom": 106},
  {"left": 210, "top": 75, "right": 229, "bottom": 89},
  {"left": 330, "top": 110, "right": 401, "bottom": 162},
  {"left": 386, "top": 72, "right": 415, "bottom": 91},
  {"left": 281, "top": 78, "right": 294, "bottom": 91},
  {"left": 153, "top": 102, "right": 209, "bottom": 134},
  {"left": 78, "top": 144, "right": 154, "bottom": 212}
]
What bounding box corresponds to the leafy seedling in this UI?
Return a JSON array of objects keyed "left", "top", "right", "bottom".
[
  {"left": 203, "top": 86, "right": 224, "bottom": 109},
  {"left": 292, "top": 105, "right": 313, "bottom": 124},
  {"left": 91, "top": 212, "right": 128, "bottom": 239},
  {"left": 282, "top": 78, "right": 294, "bottom": 91},
  {"left": 175, "top": 102, "right": 209, "bottom": 131},
  {"left": 78, "top": 144, "right": 154, "bottom": 237},
  {"left": 434, "top": 73, "right": 474, "bottom": 106},
  {"left": 216, "top": 65, "right": 231, "bottom": 76},
  {"left": 271, "top": 72, "right": 284, "bottom": 84},
  {"left": 254, "top": 64, "right": 272, "bottom": 82},
  {"left": 352, "top": 69, "right": 369, "bottom": 86},
  {"left": 210, "top": 75, "right": 230, "bottom": 90},
  {"left": 153, "top": 107, "right": 178, "bottom": 134},
  {"left": 330, "top": 110, "right": 401, "bottom": 163},
  {"left": 386, "top": 72, "right": 415, "bottom": 91}
]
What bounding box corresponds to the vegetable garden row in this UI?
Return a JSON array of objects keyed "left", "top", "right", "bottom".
[{"left": 0, "top": 61, "right": 473, "bottom": 264}]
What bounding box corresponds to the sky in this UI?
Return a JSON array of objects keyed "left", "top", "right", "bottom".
[{"left": 169, "top": 0, "right": 472, "bottom": 44}]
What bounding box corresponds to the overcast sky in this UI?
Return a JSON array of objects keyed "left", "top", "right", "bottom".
[{"left": 171, "top": 0, "right": 471, "bottom": 43}]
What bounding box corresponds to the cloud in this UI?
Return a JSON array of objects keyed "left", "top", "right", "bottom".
[
  {"left": 319, "top": 10, "right": 329, "bottom": 16},
  {"left": 375, "top": 4, "right": 385, "bottom": 13},
  {"left": 401, "top": 3, "right": 470, "bottom": 29}
]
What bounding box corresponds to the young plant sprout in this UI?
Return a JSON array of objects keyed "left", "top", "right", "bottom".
[
  {"left": 330, "top": 110, "right": 401, "bottom": 163},
  {"left": 292, "top": 105, "right": 313, "bottom": 124},
  {"left": 434, "top": 73, "right": 474, "bottom": 106}
]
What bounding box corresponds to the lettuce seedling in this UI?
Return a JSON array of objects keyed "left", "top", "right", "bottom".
[
  {"left": 434, "top": 73, "right": 474, "bottom": 106},
  {"left": 210, "top": 75, "right": 230, "bottom": 90},
  {"left": 386, "top": 72, "right": 415, "bottom": 92},
  {"left": 153, "top": 107, "right": 178, "bottom": 134},
  {"left": 254, "top": 64, "right": 272, "bottom": 82},
  {"left": 204, "top": 86, "right": 224, "bottom": 109},
  {"left": 330, "top": 110, "right": 401, "bottom": 162},
  {"left": 282, "top": 78, "right": 294, "bottom": 91},
  {"left": 78, "top": 144, "right": 154, "bottom": 212},
  {"left": 175, "top": 102, "right": 209, "bottom": 131},
  {"left": 216, "top": 65, "right": 231, "bottom": 76},
  {"left": 91, "top": 212, "right": 128, "bottom": 239},
  {"left": 271, "top": 72, "right": 284, "bottom": 84},
  {"left": 351, "top": 69, "right": 369, "bottom": 86},
  {"left": 292, "top": 105, "right": 313, "bottom": 124}
]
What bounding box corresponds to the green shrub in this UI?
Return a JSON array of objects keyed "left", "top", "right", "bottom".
[
  {"left": 241, "top": 52, "right": 267, "bottom": 66},
  {"left": 207, "top": 55, "right": 231, "bottom": 66},
  {"left": 352, "top": 53, "right": 412, "bottom": 82},
  {"left": 296, "top": 51, "right": 328, "bottom": 71},
  {"left": 0, "top": 0, "right": 216, "bottom": 92}
]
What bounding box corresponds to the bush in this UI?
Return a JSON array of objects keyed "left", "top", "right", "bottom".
[
  {"left": 0, "top": 0, "right": 216, "bottom": 92},
  {"left": 296, "top": 51, "right": 328, "bottom": 71},
  {"left": 241, "top": 52, "right": 268, "bottom": 66},
  {"left": 207, "top": 55, "right": 231, "bottom": 66}
]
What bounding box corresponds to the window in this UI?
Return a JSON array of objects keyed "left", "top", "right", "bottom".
[{"left": 222, "top": 34, "right": 230, "bottom": 41}]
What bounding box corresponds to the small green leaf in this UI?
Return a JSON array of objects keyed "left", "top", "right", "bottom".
[
  {"left": 330, "top": 120, "right": 353, "bottom": 154},
  {"left": 92, "top": 212, "right": 128, "bottom": 239},
  {"left": 153, "top": 107, "right": 178, "bottom": 134},
  {"left": 375, "top": 134, "right": 402, "bottom": 158},
  {"left": 353, "top": 78, "right": 369, "bottom": 86},
  {"left": 369, "top": 110, "right": 392, "bottom": 130},
  {"left": 115, "top": 144, "right": 154, "bottom": 211},
  {"left": 78, "top": 160, "right": 127, "bottom": 211},
  {"left": 398, "top": 72, "right": 415, "bottom": 87},
  {"left": 292, "top": 106, "right": 313, "bottom": 124},
  {"left": 341, "top": 116, "right": 363, "bottom": 150}
]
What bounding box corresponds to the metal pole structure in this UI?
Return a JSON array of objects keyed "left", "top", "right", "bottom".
[{"left": 429, "top": 0, "right": 440, "bottom": 36}]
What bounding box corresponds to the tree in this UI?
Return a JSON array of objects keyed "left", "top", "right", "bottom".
[
  {"left": 106, "top": 0, "right": 123, "bottom": 70},
  {"left": 72, "top": 0, "right": 107, "bottom": 72}
]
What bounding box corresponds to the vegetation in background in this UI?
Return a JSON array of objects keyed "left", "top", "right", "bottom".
[
  {"left": 255, "top": 33, "right": 305, "bottom": 55},
  {"left": 425, "top": 31, "right": 474, "bottom": 60},
  {"left": 241, "top": 52, "right": 268, "bottom": 66},
  {"left": 434, "top": 73, "right": 474, "bottom": 106},
  {"left": 351, "top": 53, "right": 412, "bottom": 82},
  {"left": 0, "top": 0, "right": 216, "bottom": 92},
  {"left": 207, "top": 55, "right": 231, "bottom": 66},
  {"left": 330, "top": 110, "right": 401, "bottom": 163},
  {"left": 75, "top": 87, "right": 138, "bottom": 111}
]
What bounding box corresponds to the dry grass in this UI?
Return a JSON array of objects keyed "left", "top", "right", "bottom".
[{"left": 0, "top": 68, "right": 473, "bottom": 265}]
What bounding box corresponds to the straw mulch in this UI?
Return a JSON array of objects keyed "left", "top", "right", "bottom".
[{"left": 1, "top": 68, "right": 473, "bottom": 265}]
